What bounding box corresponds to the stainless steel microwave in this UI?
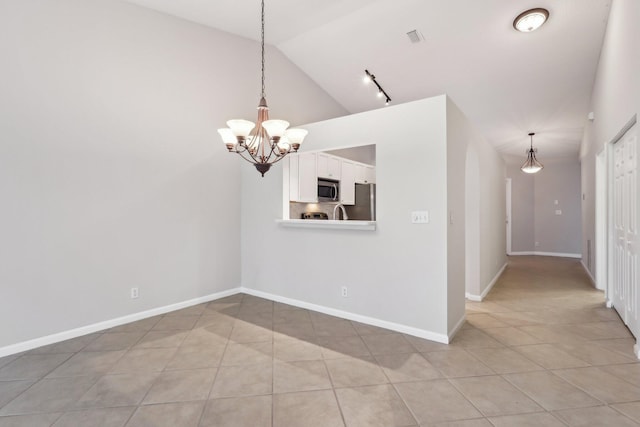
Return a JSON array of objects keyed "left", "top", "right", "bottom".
[{"left": 318, "top": 179, "right": 339, "bottom": 202}]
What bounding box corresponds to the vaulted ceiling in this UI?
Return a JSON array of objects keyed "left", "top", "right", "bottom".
[{"left": 124, "top": 0, "right": 611, "bottom": 160}]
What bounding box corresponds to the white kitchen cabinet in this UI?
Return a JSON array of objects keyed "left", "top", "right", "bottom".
[
  {"left": 355, "top": 164, "right": 376, "bottom": 184},
  {"left": 317, "top": 153, "right": 341, "bottom": 180},
  {"left": 341, "top": 160, "right": 356, "bottom": 205},
  {"left": 289, "top": 153, "right": 318, "bottom": 203}
]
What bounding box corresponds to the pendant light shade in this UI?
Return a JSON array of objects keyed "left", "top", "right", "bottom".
[{"left": 521, "top": 132, "right": 543, "bottom": 174}]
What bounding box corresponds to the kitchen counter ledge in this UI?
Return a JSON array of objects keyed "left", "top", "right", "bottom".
[{"left": 276, "top": 219, "right": 376, "bottom": 231}]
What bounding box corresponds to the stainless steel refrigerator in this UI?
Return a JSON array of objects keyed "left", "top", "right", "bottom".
[{"left": 345, "top": 183, "right": 376, "bottom": 220}]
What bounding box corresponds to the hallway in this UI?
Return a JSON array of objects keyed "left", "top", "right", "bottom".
[{"left": 0, "top": 256, "right": 639, "bottom": 426}]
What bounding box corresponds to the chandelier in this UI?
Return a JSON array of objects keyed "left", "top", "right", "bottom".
[
  {"left": 217, "top": 0, "right": 307, "bottom": 176},
  {"left": 521, "top": 132, "right": 544, "bottom": 174}
]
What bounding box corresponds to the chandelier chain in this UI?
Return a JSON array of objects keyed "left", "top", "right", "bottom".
[{"left": 260, "top": 0, "right": 265, "bottom": 98}]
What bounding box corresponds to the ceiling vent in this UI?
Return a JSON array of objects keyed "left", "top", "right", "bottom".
[{"left": 406, "top": 30, "right": 423, "bottom": 43}]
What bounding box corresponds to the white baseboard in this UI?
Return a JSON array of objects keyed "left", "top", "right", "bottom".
[
  {"left": 240, "top": 287, "right": 450, "bottom": 344},
  {"left": 466, "top": 262, "right": 508, "bottom": 302},
  {"left": 0, "top": 287, "right": 242, "bottom": 358},
  {"left": 448, "top": 314, "right": 466, "bottom": 342},
  {"left": 580, "top": 260, "right": 597, "bottom": 288},
  {"left": 510, "top": 251, "right": 582, "bottom": 259}
]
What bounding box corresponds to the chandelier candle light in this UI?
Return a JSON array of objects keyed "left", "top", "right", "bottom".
[
  {"left": 217, "top": 0, "right": 307, "bottom": 177},
  {"left": 521, "top": 132, "right": 544, "bottom": 174}
]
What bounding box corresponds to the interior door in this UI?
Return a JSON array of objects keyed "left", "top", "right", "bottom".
[{"left": 612, "top": 123, "right": 638, "bottom": 339}]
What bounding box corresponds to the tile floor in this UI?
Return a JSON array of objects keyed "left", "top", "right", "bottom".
[{"left": 0, "top": 256, "right": 639, "bottom": 426}]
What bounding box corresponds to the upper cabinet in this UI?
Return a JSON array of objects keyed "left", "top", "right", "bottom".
[
  {"left": 317, "top": 153, "right": 341, "bottom": 180},
  {"left": 289, "top": 153, "right": 318, "bottom": 203},
  {"left": 355, "top": 164, "right": 376, "bottom": 184},
  {"left": 340, "top": 161, "right": 356, "bottom": 205}
]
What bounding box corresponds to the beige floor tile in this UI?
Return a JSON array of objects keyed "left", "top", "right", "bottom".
[
  {"left": 465, "top": 314, "right": 510, "bottom": 329},
  {"left": 512, "top": 344, "right": 590, "bottom": 369},
  {"left": 234, "top": 310, "right": 273, "bottom": 328},
  {"left": 220, "top": 341, "right": 272, "bottom": 366},
  {"left": 228, "top": 322, "right": 273, "bottom": 343},
  {"left": 448, "top": 329, "right": 503, "bottom": 349},
  {"left": 0, "top": 381, "right": 37, "bottom": 408},
  {"left": 142, "top": 368, "right": 216, "bottom": 404},
  {"left": 107, "top": 317, "right": 161, "bottom": 334},
  {"left": 273, "top": 361, "right": 332, "bottom": 393},
  {"left": 164, "top": 345, "right": 226, "bottom": 370},
  {"left": 517, "top": 325, "right": 586, "bottom": 344},
  {"left": 46, "top": 351, "right": 126, "bottom": 378},
  {"left": 487, "top": 412, "right": 566, "bottom": 427},
  {"left": 351, "top": 322, "right": 397, "bottom": 336},
  {"left": 553, "top": 405, "right": 640, "bottom": 427},
  {"left": 503, "top": 371, "right": 602, "bottom": 411},
  {"left": 273, "top": 337, "right": 322, "bottom": 362},
  {"left": 556, "top": 341, "right": 637, "bottom": 365},
  {"left": 361, "top": 333, "right": 416, "bottom": 355},
  {"left": 482, "top": 327, "right": 543, "bottom": 346},
  {"left": 74, "top": 373, "right": 157, "bottom": 409},
  {"left": 612, "top": 402, "right": 640, "bottom": 423},
  {"left": 200, "top": 395, "right": 271, "bottom": 427},
  {"left": 193, "top": 313, "right": 235, "bottom": 331},
  {"left": 83, "top": 332, "right": 145, "bottom": 352},
  {"left": 209, "top": 363, "right": 272, "bottom": 398},
  {"left": 313, "top": 319, "right": 359, "bottom": 337},
  {"left": 0, "top": 354, "right": 73, "bottom": 380},
  {"left": 27, "top": 334, "right": 100, "bottom": 355},
  {"left": 164, "top": 304, "right": 207, "bottom": 317},
  {"left": 133, "top": 331, "right": 187, "bottom": 349},
  {"left": 593, "top": 338, "right": 638, "bottom": 359},
  {"left": 422, "top": 350, "right": 494, "bottom": 378},
  {"left": 52, "top": 407, "right": 134, "bottom": 427},
  {"left": 421, "top": 419, "right": 492, "bottom": 427},
  {"left": 324, "top": 356, "right": 388, "bottom": 387},
  {"left": 395, "top": 379, "right": 482, "bottom": 424},
  {"left": 466, "top": 348, "right": 543, "bottom": 374},
  {"left": 0, "top": 356, "right": 21, "bottom": 371},
  {"left": 181, "top": 326, "right": 230, "bottom": 347},
  {"left": 374, "top": 353, "right": 441, "bottom": 383},
  {"left": 335, "top": 384, "right": 416, "bottom": 427},
  {"left": 317, "top": 336, "right": 372, "bottom": 359},
  {"left": 273, "top": 321, "right": 317, "bottom": 340},
  {"left": 272, "top": 309, "right": 312, "bottom": 324},
  {"left": 0, "top": 376, "right": 98, "bottom": 416},
  {"left": 0, "top": 413, "right": 62, "bottom": 427},
  {"left": 150, "top": 316, "right": 200, "bottom": 332},
  {"left": 273, "top": 390, "right": 344, "bottom": 427},
  {"left": 450, "top": 376, "right": 542, "bottom": 417},
  {"left": 108, "top": 348, "right": 176, "bottom": 374},
  {"left": 404, "top": 336, "right": 451, "bottom": 353},
  {"left": 126, "top": 401, "right": 204, "bottom": 427},
  {"left": 553, "top": 366, "right": 640, "bottom": 404},
  {"left": 601, "top": 363, "right": 640, "bottom": 387},
  {"left": 572, "top": 321, "right": 634, "bottom": 340}
]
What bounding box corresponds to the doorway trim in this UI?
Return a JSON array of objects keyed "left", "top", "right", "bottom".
[{"left": 506, "top": 178, "right": 512, "bottom": 255}]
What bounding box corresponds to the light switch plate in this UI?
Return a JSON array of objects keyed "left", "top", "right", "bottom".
[
  {"left": 411, "top": 211, "right": 429, "bottom": 223},
  {"left": 555, "top": 209, "right": 562, "bottom": 215}
]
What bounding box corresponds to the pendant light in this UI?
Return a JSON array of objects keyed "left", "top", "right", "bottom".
[
  {"left": 521, "top": 132, "right": 543, "bottom": 174},
  {"left": 217, "top": 0, "right": 307, "bottom": 177}
]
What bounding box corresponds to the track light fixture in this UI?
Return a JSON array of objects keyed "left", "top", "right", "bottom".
[{"left": 363, "top": 70, "right": 391, "bottom": 106}]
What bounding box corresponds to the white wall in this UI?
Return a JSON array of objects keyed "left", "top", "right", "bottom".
[
  {"left": 241, "top": 95, "right": 507, "bottom": 340},
  {"left": 0, "top": 0, "right": 346, "bottom": 349},
  {"left": 506, "top": 159, "right": 582, "bottom": 256},
  {"left": 448, "top": 99, "right": 507, "bottom": 303},
  {"left": 580, "top": 0, "right": 640, "bottom": 279},
  {"left": 242, "top": 96, "right": 451, "bottom": 340}
]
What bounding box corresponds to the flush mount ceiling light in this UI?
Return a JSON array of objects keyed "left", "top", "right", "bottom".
[
  {"left": 521, "top": 132, "right": 544, "bottom": 174},
  {"left": 513, "top": 8, "right": 549, "bottom": 32},
  {"left": 217, "top": 0, "right": 307, "bottom": 177},
  {"left": 363, "top": 70, "right": 391, "bottom": 106}
]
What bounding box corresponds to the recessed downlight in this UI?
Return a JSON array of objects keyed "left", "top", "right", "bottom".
[{"left": 513, "top": 8, "right": 549, "bottom": 32}]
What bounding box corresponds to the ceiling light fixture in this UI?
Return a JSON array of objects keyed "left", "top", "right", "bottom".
[
  {"left": 521, "top": 132, "right": 544, "bottom": 174},
  {"left": 513, "top": 8, "right": 549, "bottom": 32},
  {"left": 363, "top": 70, "right": 391, "bottom": 106},
  {"left": 217, "top": 0, "right": 307, "bottom": 177}
]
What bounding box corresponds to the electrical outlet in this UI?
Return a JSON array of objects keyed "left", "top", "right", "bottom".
[
  {"left": 130, "top": 288, "right": 139, "bottom": 299},
  {"left": 411, "top": 211, "right": 429, "bottom": 223},
  {"left": 341, "top": 286, "right": 348, "bottom": 297},
  {"left": 555, "top": 209, "right": 562, "bottom": 215}
]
